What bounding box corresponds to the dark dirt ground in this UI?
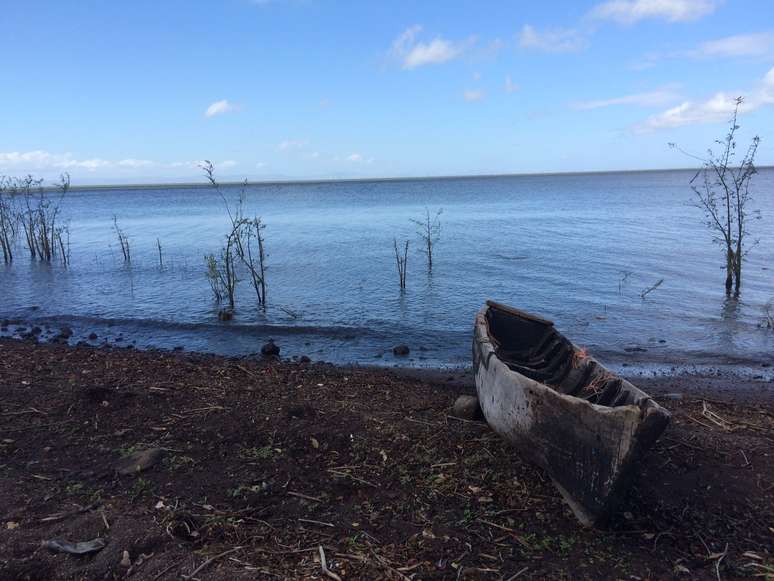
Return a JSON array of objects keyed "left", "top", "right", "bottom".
[{"left": 0, "top": 339, "right": 773, "bottom": 580}]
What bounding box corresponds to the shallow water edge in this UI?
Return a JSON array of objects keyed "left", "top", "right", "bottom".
[{"left": 2, "top": 316, "right": 772, "bottom": 383}]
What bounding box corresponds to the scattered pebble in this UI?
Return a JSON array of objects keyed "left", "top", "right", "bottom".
[
  {"left": 451, "top": 395, "right": 483, "bottom": 421},
  {"left": 261, "top": 339, "right": 280, "bottom": 357},
  {"left": 115, "top": 448, "right": 164, "bottom": 476},
  {"left": 393, "top": 344, "right": 410, "bottom": 357}
]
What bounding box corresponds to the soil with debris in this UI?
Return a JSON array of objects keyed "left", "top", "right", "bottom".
[{"left": 0, "top": 339, "right": 772, "bottom": 580}]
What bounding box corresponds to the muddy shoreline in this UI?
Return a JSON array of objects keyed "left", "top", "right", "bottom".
[
  {"left": 1, "top": 339, "right": 773, "bottom": 579},
  {"left": 2, "top": 316, "right": 773, "bottom": 383}
]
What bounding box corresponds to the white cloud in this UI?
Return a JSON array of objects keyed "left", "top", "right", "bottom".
[
  {"left": 169, "top": 161, "right": 199, "bottom": 169},
  {"left": 591, "top": 0, "right": 717, "bottom": 24},
  {"left": 684, "top": 32, "right": 774, "bottom": 59},
  {"left": 631, "top": 32, "right": 774, "bottom": 70},
  {"left": 0, "top": 150, "right": 154, "bottom": 172},
  {"left": 573, "top": 86, "right": 681, "bottom": 109},
  {"left": 504, "top": 75, "right": 519, "bottom": 93},
  {"left": 345, "top": 153, "right": 374, "bottom": 164},
  {"left": 483, "top": 38, "right": 505, "bottom": 58},
  {"left": 463, "top": 89, "right": 484, "bottom": 102},
  {"left": 277, "top": 139, "right": 309, "bottom": 151},
  {"left": 637, "top": 66, "right": 774, "bottom": 131},
  {"left": 519, "top": 25, "right": 588, "bottom": 53},
  {"left": 390, "top": 25, "right": 471, "bottom": 69},
  {"left": 205, "top": 99, "right": 237, "bottom": 118},
  {"left": 0, "top": 152, "right": 244, "bottom": 178},
  {"left": 639, "top": 93, "right": 743, "bottom": 130},
  {"left": 391, "top": 25, "right": 422, "bottom": 57},
  {"left": 117, "top": 158, "right": 155, "bottom": 168},
  {"left": 405, "top": 38, "right": 461, "bottom": 68}
]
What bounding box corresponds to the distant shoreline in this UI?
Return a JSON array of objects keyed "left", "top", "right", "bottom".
[{"left": 62, "top": 165, "right": 774, "bottom": 192}]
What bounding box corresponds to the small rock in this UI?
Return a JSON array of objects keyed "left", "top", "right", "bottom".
[
  {"left": 43, "top": 538, "right": 107, "bottom": 555},
  {"left": 173, "top": 345, "right": 184, "bottom": 351},
  {"left": 452, "top": 395, "right": 483, "bottom": 421},
  {"left": 60, "top": 326, "right": 73, "bottom": 338},
  {"left": 31, "top": 326, "right": 41, "bottom": 335},
  {"left": 261, "top": 340, "right": 280, "bottom": 357},
  {"left": 624, "top": 346, "right": 647, "bottom": 353},
  {"left": 116, "top": 448, "right": 164, "bottom": 476},
  {"left": 120, "top": 550, "right": 131, "bottom": 567},
  {"left": 88, "top": 333, "right": 98, "bottom": 340},
  {"left": 299, "top": 355, "right": 311, "bottom": 364},
  {"left": 392, "top": 344, "right": 410, "bottom": 357}
]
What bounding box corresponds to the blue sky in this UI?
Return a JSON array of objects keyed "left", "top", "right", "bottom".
[{"left": 1, "top": 0, "right": 773, "bottom": 184}]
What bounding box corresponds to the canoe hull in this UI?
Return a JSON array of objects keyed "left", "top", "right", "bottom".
[{"left": 473, "top": 305, "right": 670, "bottom": 526}]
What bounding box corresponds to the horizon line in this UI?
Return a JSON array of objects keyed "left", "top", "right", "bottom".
[{"left": 60, "top": 164, "right": 774, "bottom": 191}]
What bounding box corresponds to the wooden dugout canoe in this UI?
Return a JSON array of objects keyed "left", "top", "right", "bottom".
[{"left": 472, "top": 301, "right": 670, "bottom": 526}]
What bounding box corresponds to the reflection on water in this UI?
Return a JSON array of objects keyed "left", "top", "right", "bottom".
[
  {"left": 1, "top": 169, "right": 773, "bottom": 367},
  {"left": 720, "top": 296, "right": 742, "bottom": 321}
]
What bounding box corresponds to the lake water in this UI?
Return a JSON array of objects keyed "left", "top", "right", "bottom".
[{"left": 1, "top": 170, "right": 773, "bottom": 373}]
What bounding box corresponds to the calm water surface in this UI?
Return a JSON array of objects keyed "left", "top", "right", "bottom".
[{"left": 1, "top": 170, "right": 773, "bottom": 371}]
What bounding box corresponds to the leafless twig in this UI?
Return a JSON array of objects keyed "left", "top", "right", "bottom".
[
  {"left": 640, "top": 279, "right": 664, "bottom": 299},
  {"left": 112, "top": 215, "right": 131, "bottom": 263},
  {"left": 410, "top": 207, "right": 442, "bottom": 271},
  {"left": 394, "top": 238, "right": 409, "bottom": 290}
]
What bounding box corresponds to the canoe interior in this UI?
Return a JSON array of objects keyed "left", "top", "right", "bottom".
[{"left": 484, "top": 301, "right": 637, "bottom": 407}]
